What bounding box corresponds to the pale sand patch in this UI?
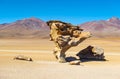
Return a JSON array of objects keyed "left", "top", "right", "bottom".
[
  {"left": 0, "top": 54, "right": 120, "bottom": 79},
  {"left": 0, "top": 50, "right": 120, "bottom": 79},
  {"left": 0, "top": 38, "right": 120, "bottom": 79}
]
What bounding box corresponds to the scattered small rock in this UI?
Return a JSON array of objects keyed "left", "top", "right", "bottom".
[
  {"left": 69, "top": 60, "right": 80, "bottom": 65},
  {"left": 13, "top": 55, "right": 33, "bottom": 61}
]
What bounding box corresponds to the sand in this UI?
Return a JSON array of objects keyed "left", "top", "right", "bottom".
[{"left": 0, "top": 38, "right": 120, "bottom": 79}]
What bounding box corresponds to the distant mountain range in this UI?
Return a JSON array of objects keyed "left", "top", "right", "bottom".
[
  {"left": 79, "top": 17, "right": 120, "bottom": 37},
  {"left": 0, "top": 17, "right": 49, "bottom": 38},
  {"left": 0, "top": 17, "right": 120, "bottom": 38}
]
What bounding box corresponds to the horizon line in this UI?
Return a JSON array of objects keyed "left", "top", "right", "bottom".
[{"left": 0, "top": 16, "right": 119, "bottom": 25}]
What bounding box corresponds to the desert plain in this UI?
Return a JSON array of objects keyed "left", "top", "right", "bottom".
[{"left": 0, "top": 37, "right": 120, "bottom": 79}]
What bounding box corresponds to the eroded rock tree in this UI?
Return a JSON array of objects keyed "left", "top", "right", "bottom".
[{"left": 47, "top": 20, "right": 91, "bottom": 63}]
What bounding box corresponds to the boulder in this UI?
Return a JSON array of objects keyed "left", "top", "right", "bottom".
[{"left": 76, "top": 45, "right": 105, "bottom": 60}]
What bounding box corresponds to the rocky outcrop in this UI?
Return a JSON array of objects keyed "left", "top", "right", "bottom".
[
  {"left": 76, "top": 45, "right": 105, "bottom": 60},
  {"left": 47, "top": 20, "right": 91, "bottom": 63}
]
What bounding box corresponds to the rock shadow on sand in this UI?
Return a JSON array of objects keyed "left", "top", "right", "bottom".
[{"left": 65, "top": 56, "right": 107, "bottom": 63}]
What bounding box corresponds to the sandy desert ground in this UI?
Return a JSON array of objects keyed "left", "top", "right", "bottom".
[{"left": 0, "top": 38, "right": 120, "bottom": 79}]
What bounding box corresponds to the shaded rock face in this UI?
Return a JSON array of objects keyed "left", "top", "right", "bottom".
[
  {"left": 47, "top": 20, "right": 91, "bottom": 63},
  {"left": 76, "top": 45, "right": 105, "bottom": 60},
  {"left": 0, "top": 17, "right": 49, "bottom": 38}
]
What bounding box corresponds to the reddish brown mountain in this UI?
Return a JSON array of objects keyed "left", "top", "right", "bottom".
[
  {"left": 79, "top": 17, "right": 120, "bottom": 37},
  {"left": 0, "top": 17, "right": 49, "bottom": 38},
  {"left": 0, "top": 17, "right": 120, "bottom": 38}
]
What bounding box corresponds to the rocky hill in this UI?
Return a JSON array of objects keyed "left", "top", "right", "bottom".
[
  {"left": 79, "top": 17, "right": 120, "bottom": 37},
  {"left": 0, "top": 17, "right": 120, "bottom": 38},
  {"left": 0, "top": 17, "right": 49, "bottom": 38}
]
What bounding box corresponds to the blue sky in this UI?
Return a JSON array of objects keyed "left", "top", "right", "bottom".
[{"left": 0, "top": 0, "right": 120, "bottom": 24}]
